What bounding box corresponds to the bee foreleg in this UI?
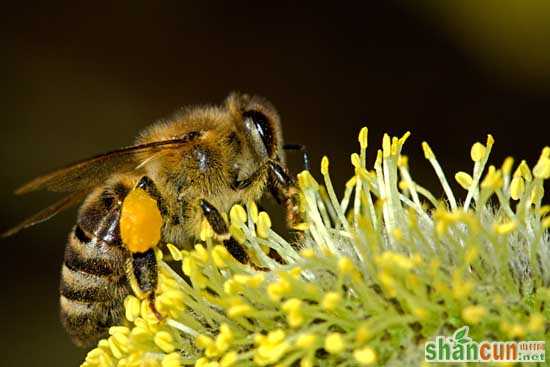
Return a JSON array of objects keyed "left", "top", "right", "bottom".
[
  {"left": 267, "top": 161, "right": 304, "bottom": 232},
  {"left": 125, "top": 249, "right": 162, "bottom": 319},
  {"left": 199, "top": 199, "right": 249, "bottom": 264}
]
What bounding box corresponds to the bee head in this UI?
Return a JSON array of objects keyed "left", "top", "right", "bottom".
[{"left": 226, "top": 92, "right": 284, "bottom": 163}]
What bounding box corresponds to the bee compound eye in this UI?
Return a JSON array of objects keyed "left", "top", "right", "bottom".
[{"left": 243, "top": 110, "right": 273, "bottom": 155}]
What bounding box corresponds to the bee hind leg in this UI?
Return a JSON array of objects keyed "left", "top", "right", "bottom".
[
  {"left": 125, "top": 249, "right": 162, "bottom": 320},
  {"left": 199, "top": 199, "right": 249, "bottom": 264}
]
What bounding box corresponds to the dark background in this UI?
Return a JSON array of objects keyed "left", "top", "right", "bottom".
[{"left": 2, "top": 2, "right": 549, "bottom": 366}]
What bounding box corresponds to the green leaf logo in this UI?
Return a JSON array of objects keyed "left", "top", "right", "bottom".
[{"left": 453, "top": 326, "right": 472, "bottom": 344}]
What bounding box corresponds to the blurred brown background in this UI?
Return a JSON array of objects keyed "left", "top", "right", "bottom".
[{"left": 2, "top": 2, "right": 549, "bottom": 366}]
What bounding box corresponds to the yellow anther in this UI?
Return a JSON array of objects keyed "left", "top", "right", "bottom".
[
  {"left": 391, "top": 136, "right": 399, "bottom": 156},
  {"left": 229, "top": 224, "right": 246, "bottom": 244},
  {"left": 215, "top": 324, "right": 233, "bottom": 353},
  {"left": 292, "top": 222, "right": 309, "bottom": 231},
  {"left": 257, "top": 212, "right": 272, "bottom": 238},
  {"left": 510, "top": 176, "right": 525, "bottom": 200},
  {"left": 220, "top": 351, "right": 237, "bottom": 367},
  {"left": 324, "top": 332, "right": 344, "bottom": 354},
  {"left": 288, "top": 267, "right": 302, "bottom": 279},
  {"left": 196, "top": 335, "right": 215, "bottom": 349},
  {"left": 267, "top": 278, "right": 291, "bottom": 302},
  {"left": 354, "top": 347, "right": 377, "bottom": 365},
  {"left": 486, "top": 134, "right": 495, "bottom": 147},
  {"left": 517, "top": 160, "right": 532, "bottom": 181},
  {"left": 338, "top": 257, "right": 355, "bottom": 274},
  {"left": 480, "top": 165, "right": 502, "bottom": 190},
  {"left": 358, "top": 127, "right": 369, "bottom": 149},
  {"left": 300, "top": 248, "right": 315, "bottom": 258},
  {"left": 120, "top": 188, "right": 163, "bottom": 253},
  {"left": 162, "top": 352, "right": 182, "bottom": 367},
  {"left": 253, "top": 329, "right": 289, "bottom": 366},
  {"left": 229, "top": 205, "right": 247, "bottom": 225},
  {"left": 124, "top": 295, "right": 141, "bottom": 322},
  {"left": 382, "top": 134, "right": 391, "bottom": 158},
  {"left": 501, "top": 156, "right": 514, "bottom": 175},
  {"left": 375, "top": 149, "right": 382, "bottom": 166},
  {"left": 422, "top": 142, "right": 435, "bottom": 160},
  {"left": 539, "top": 205, "right": 550, "bottom": 217},
  {"left": 397, "top": 155, "right": 408, "bottom": 167},
  {"left": 228, "top": 303, "right": 253, "bottom": 318},
  {"left": 494, "top": 221, "right": 517, "bottom": 235},
  {"left": 200, "top": 218, "right": 214, "bottom": 241},
  {"left": 154, "top": 331, "right": 175, "bottom": 353},
  {"left": 193, "top": 244, "right": 209, "bottom": 263},
  {"left": 351, "top": 153, "right": 361, "bottom": 168},
  {"left": 211, "top": 245, "right": 231, "bottom": 268},
  {"left": 108, "top": 335, "right": 126, "bottom": 358},
  {"left": 455, "top": 172, "right": 473, "bottom": 190},
  {"left": 530, "top": 184, "right": 544, "bottom": 205},
  {"left": 533, "top": 148, "right": 550, "bottom": 179},
  {"left": 247, "top": 201, "right": 259, "bottom": 223},
  {"left": 282, "top": 298, "right": 302, "bottom": 313},
  {"left": 166, "top": 243, "right": 182, "bottom": 261},
  {"left": 108, "top": 326, "right": 130, "bottom": 336},
  {"left": 470, "top": 142, "right": 486, "bottom": 162},
  {"left": 321, "top": 291, "right": 342, "bottom": 311},
  {"left": 223, "top": 279, "right": 242, "bottom": 295},
  {"left": 462, "top": 305, "right": 487, "bottom": 324},
  {"left": 296, "top": 333, "right": 317, "bottom": 349},
  {"left": 321, "top": 156, "right": 330, "bottom": 175},
  {"left": 247, "top": 273, "right": 265, "bottom": 288},
  {"left": 399, "top": 131, "right": 411, "bottom": 146}
]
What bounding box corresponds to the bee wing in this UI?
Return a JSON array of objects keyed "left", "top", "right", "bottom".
[
  {"left": 2, "top": 190, "right": 89, "bottom": 237},
  {"left": 15, "top": 137, "right": 194, "bottom": 195}
]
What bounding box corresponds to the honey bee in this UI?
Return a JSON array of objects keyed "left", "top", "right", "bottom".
[{"left": 3, "top": 92, "right": 308, "bottom": 347}]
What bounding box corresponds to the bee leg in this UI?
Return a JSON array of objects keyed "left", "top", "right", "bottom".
[
  {"left": 267, "top": 161, "right": 304, "bottom": 232},
  {"left": 199, "top": 199, "right": 249, "bottom": 264},
  {"left": 283, "top": 143, "right": 310, "bottom": 171},
  {"left": 135, "top": 176, "right": 167, "bottom": 215},
  {"left": 125, "top": 249, "right": 162, "bottom": 320}
]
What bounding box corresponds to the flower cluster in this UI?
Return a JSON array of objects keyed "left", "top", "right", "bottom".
[{"left": 82, "top": 128, "right": 549, "bottom": 367}]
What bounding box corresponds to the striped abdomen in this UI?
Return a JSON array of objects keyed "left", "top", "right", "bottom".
[{"left": 60, "top": 185, "right": 132, "bottom": 347}]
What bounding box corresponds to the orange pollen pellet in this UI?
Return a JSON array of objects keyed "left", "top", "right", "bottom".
[{"left": 120, "top": 188, "right": 163, "bottom": 253}]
